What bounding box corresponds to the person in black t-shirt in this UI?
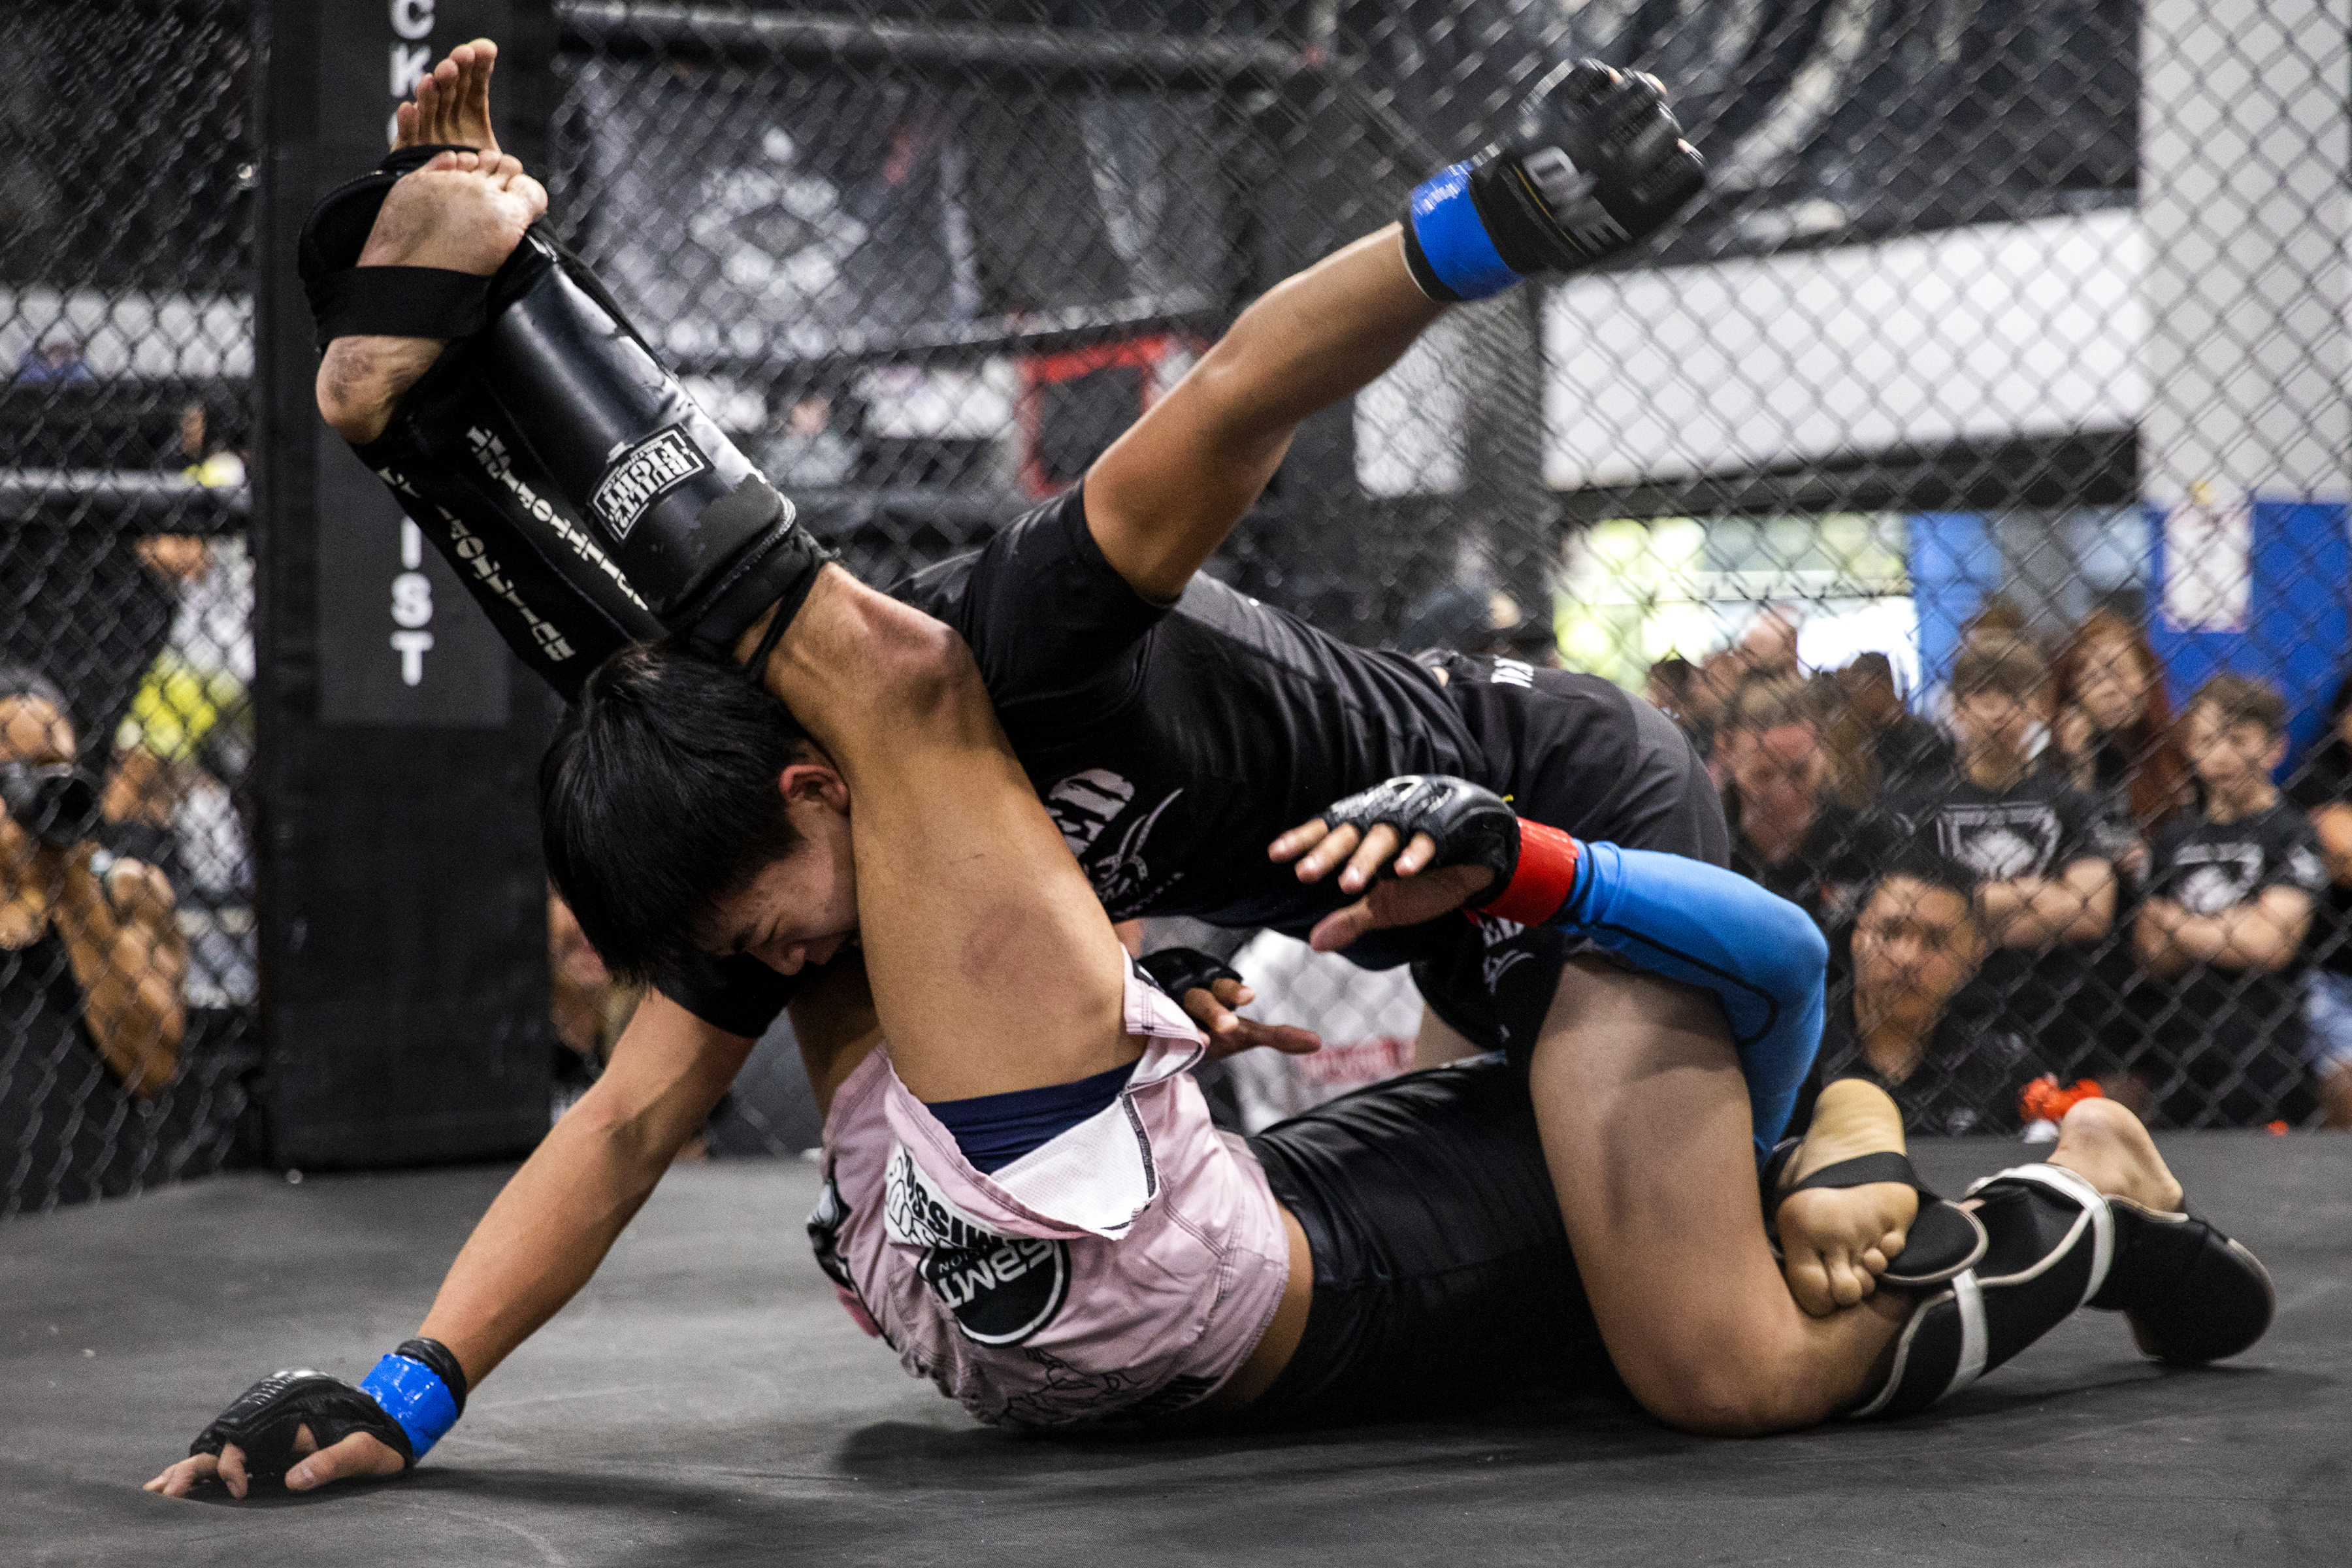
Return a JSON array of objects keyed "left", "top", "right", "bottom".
[
  {"left": 1814, "top": 849, "right": 2042, "bottom": 1137},
  {"left": 2287, "top": 671, "right": 2352, "bottom": 1128},
  {"left": 1720, "top": 677, "right": 1899, "bottom": 977},
  {"left": 1833, "top": 654, "right": 1954, "bottom": 796},
  {"left": 1895, "top": 638, "right": 2113, "bottom": 1059},
  {"left": 2133, "top": 676, "right": 2328, "bottom": 1127}
]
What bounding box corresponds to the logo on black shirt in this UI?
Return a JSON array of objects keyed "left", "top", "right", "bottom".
[
  {"left": 885, "top": 1147, "right": 1070, "bottom": 1347},
  {"left": 2172, "top": 842, "right": 2266, "bottom": 915},
  {"left": 589, "top": 426, "right": 710, "bottom": 542},
  {"left": 1935, "top": 802, "right": 2061, "bottom": 881},
  {"left": 1045, "top": 769, "right": 1186, "bottom": 917}
]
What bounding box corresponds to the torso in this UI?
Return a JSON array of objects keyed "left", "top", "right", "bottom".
[{"left": 891, "top": 489, "right": 1649, "bottom": 943}]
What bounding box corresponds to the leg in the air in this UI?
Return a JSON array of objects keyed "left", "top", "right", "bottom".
[{"left": 738, "top": 577, "right": 1139, "bottom": 1102}]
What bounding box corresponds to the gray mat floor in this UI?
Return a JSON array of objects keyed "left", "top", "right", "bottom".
[{"left": 5, "top": 1135, "right": 2347, "bottom": 1567}]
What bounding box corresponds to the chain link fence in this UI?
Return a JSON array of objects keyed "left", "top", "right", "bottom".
[
  {"left": 7, "top": 1, "right": 2351, "bottom": 1211},
  {"left": 2, "top": 0, "right": 261, "bottom": 1213}
]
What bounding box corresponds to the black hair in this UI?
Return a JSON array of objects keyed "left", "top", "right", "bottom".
[
  {"left": 1865, "top": 834, "right": 1984, "bottom": 925},
  {"left": 0, "top": 662, "right": 74, "bottom": 734},
  {"left": 541, "top": 644, "right": 817, "bottom": 982}
]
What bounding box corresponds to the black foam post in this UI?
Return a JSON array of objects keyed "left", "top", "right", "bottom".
[{"left": 255, "top": 0, "right": 560, "bottom": 1168}]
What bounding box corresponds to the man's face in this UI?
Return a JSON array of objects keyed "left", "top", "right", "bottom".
[
  {"left": 1729, "top": 721, "right": 1825, "bottom": 821},
  {"left": 2183, "top": 705, "right": 2283, "bottom": 799},
  {"left": 1852, "top": 876, "right": 1984, "bottom": 1021},
  {"left": 696, "top": 763, "right": 860, "bottom": 978},
  {"left": 1952, "top": 687, "right": 2039, "bottom": 762}
]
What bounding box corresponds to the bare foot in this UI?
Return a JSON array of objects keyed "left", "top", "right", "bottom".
[
  {"left": 2045, "top": 1096, "right": 2183, "bottom": 1213},
  {"left": 317, "top": 154, "right": 546, "bottom": 446},
  {"left": 359, "top": 152, "right": 545, "bottom": 276},
  {"left": 1775, "top": 1079, "right": 1919, "bottom": 1316},
  {"left": 396, "top": 38, "right": 501, "bottom": 155}
]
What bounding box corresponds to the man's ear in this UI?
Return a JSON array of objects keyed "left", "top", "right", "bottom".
[
  {"left": 2262, "top": 732, "right": 2289, "bottom": 776},
  {"left": 777, "top": 759, "right": 850, "bottom": 813}
]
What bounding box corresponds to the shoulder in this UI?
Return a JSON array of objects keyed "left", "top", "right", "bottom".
[{"left": 2262, "top": 806, "right": 2330, "bottom": 889}]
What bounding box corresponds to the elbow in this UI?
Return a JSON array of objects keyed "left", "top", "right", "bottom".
[{"left": 1763, "top": 903, "right": 1829, "bottom": 1001}]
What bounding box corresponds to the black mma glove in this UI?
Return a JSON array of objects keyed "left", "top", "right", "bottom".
[
  {"left": 1316, "top": 774, "right": 1590, "bottom": 926},
  {"left": 190, "top": 1337, "right": 468, "bottom": 1484},
  {"left": 1136, "top": 947, "right": 1244, "bottom": 1007},
  {"left": 1401, "top": 59, "right": 1705, "bottom": 302}
]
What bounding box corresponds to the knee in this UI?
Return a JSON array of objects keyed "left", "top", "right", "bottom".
[
  {"left": 1618, "top": 1332, "right": 1831, "bottom": 1438},
  {"left": 839, "top": 589, "right": 981, "bottom": 715},
  {"left": 1633, "top": 1372, "right": 1797, "bottom": 1439}
]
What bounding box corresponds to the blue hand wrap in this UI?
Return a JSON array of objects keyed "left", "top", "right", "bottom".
[
  {"left": 1405, "top": 162, "right": 1523, "bottom": 301},
  {"left": 1552, "top": 842, "right": 1827, "bottom": 1157},
  {"left": 358, "top": 1351, "right": 461, "bottom": 1460}
]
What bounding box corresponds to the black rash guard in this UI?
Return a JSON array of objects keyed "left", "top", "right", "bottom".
[
  {"left": 889, "top": 485, "right": 1655, "bottom": 943},
  {"left": 657, "top": 485, "right": 1718, "bottom": 1053}
]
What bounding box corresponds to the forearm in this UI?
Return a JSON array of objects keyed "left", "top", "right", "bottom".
[
  {"left": 1984, "top": 874, "right": 2110, "bottom": 947},
  {"left": 2315, "top": 804, "right": 2352, "bottom": 885},
  {"left": 2193, "top": 902, "right": 2310, "bottom": 972},
  {"left": 57, "top": 887, "right": 184, "bottom": 1092},
  {"left": 1184, "top": 227, "right": 1440, "bottom": 455},
  {"left": 416, "top": 995, "right": 747, "bottom": 1387},
  {"left": 2135, "top": 902, "right": 2195, "bottom": 977},
  {"left": 1086, "top": 227, "right": 1443, "bottom": 598},
  {"left": 416, "top": 1090, "right": 687, "bottom": 1386}
]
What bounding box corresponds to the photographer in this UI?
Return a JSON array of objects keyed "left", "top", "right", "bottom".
[{"left": 2, "top": 666, "right": 186, "bottom": 1119}]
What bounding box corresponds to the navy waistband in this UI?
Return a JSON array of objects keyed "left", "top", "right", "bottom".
[{"left": 926, "top": 1061, "right": 1135, "bottom": 1174}]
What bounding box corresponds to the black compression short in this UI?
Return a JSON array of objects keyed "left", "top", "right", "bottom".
[
  {"left": 1239, "top": 1055, "right": 1612, "bottom": 1424},
  {"left": 1409, "top": 656, "right": 1731, "bottom": 1063}
]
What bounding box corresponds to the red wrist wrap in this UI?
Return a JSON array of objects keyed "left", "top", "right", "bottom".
[{"left": 1478, "top": 819, "right": 1582, "bottom": 926}]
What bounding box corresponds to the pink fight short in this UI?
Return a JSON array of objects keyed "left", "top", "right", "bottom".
[{"left": 807, "top": 965, "right": 1293, "bottom": 1428}]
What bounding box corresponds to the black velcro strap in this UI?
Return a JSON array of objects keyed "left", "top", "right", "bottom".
[
  {"left": 1787, "top": 1151, "right": 1928, "bottom": 1198},
  {"left": 1137, "top": 947, "right": 1243, "bottom": 1004},
  {"left": 309, "top": 265, "right": 491, "bottom": 349},
  {"left": 190, "top": 1369, "right": 414, "bottom": 1482},
  {"left": 394, "top": 1337, "right": 470, "bottom": 1415}
]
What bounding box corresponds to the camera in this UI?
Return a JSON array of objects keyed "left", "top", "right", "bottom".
[{"left": 0, "top": 762, "right": 104, "bottom": 849}]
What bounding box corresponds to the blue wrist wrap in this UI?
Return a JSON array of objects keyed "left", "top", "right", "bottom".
[
  {"left": 1551, "top": 842, "right": 1826, "bottom": 1157},
  {"left": 359, "top": 1352, "right": 461, "bottom": 1460},
  {"left": 1405, "top": 162, "right": 1522, "bottom": 301}
]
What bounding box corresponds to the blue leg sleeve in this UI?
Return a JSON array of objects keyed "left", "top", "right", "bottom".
[{"left": 1553, "top": 842, "right": 1827, "bottom": 1156}]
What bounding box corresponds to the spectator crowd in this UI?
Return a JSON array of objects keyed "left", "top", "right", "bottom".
[{"left": 1655, "top": 602, "right": 2352, "bottom": 1136}]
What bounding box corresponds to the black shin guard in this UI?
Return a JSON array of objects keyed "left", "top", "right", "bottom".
[
  {"left": 1852, "top": 1162, "right": 2114, "bottom": 1420},
  {"left": 303, "top": 161, "right": 834, "bottom": 691},
  {"left": 474, "top": 237, "right": 834, "bottom": 662},
  {"left": 353, "top": 343, "right": 662, "bottom": 699}
]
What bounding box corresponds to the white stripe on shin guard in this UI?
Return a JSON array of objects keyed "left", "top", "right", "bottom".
[
  {"left": 1965, "top": 1162, "right": 2114, "bottom": 1307},
  {"left": 1946, "top": 1271, "right": 1989, "bottom": 1396}
]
